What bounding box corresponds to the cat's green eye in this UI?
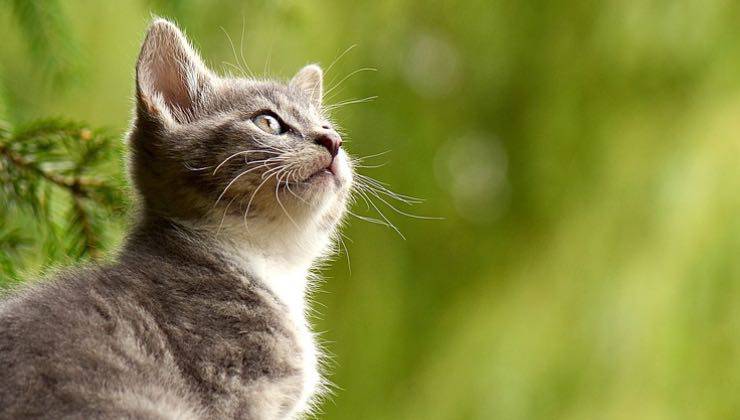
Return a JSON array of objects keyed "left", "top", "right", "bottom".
[{"left": 252, "top": 114, "right": 284, "bottom": 135}]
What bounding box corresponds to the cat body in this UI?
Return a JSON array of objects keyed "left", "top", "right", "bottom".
[{"left": 0, "top": 19, "right": 351, "bottom": 419}]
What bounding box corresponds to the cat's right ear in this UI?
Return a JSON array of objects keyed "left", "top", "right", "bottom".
[{"left": 135, "top": 19, "right": 214, "bottom": 125}]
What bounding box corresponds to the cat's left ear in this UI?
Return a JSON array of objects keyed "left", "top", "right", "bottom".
[
  {"left": 136, "top": 19, "right": 214, "bottom": 124},
  {"left": 290, "top": 64, "right": 323, "bottom": 108}
]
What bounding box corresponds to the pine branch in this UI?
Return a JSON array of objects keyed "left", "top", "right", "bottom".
[
  {"left": 69, "top": 195, "right": 102, "bottom": 260},
  {"left": 0, "top": 143, "right": 104, "bottom": 195},
  {"left": 0, "top": 3, "right": 100, "bottom": 283},
  {"left": 0, "top": 118, "right": 125, "bottom": 269},
  {"left": 1, "top": 145, "right": 106, "bottom": 189},
  {"left": 0, "top": 225, "right": 29, "bottom": 280}
]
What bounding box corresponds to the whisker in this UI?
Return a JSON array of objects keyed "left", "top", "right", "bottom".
[
  {"left": 274, "top": 169, "right": 301, "bottom": 230},
  {"left": 220, "top": 27, "right": 248, "bottom": 78},
  {"left": 184, "top": 162, "right": 213, "bottom": 172},
  {"left": 347, "top": 210, "right": 397, "bottom": 231},
  {"left": 339, "top": 232, "right": 354, "bottom": 244},
  {"left": 355, "top": 173, "right": 424, "bottom": 204},
  {"left": 213, "top": 150, "right": 278, "bottom": 175},
  {"left": 358, "top": 185, "right": 423, "bottom": 206},
  {"left": 356, "top": 183, "right": 441, "bottom": 220},
  {"left": 243, "top": 170, "right": 282, "bottom": 229},
  {"left": 351, "top": 185, "right": 373, "bottom": 211},
  {"left": 337, "top": 232, "right": 351, "bottom": 276},
  {"left": 352, "top": 162, "right": 388, "bottom": 169},
  {"left": 282, "top": 169, "right": 311, "bottom": 205},
  {"left": 239, "top": 16, "right": 255, "bottom": 78},
  {"left": 284, "top": 183, "right": 306, "bottom": 204},
  {"left": 252, "top": 138, "right": 291, "bottom": 155},
  {"left": 263, "top": 39, "right": 274, "bottom": 78},
  {"left": 221, "top": 61, "right": 246, "bottom": 78},
  {"left": 325, "top": 96, "right": 378, "bottom": 111},
  {"left": 215, "top": 195, "right": 239, "bottom": 237},
  {"left": 324, "top": 44, "right": 357, "bottom": 77},
  {"left": 352, "top": 149, "right": 392, "bottom": 163},
  {"left": 213, "top": 158, "right": 284, "bottom": 207},
  {"left": 323, "top": 67, "right": 377, "bottom": 99},
  {"left": 260, "top": 163, "right": 288, "bottom": 179},
  {"left": 352, "top": 188, "right": 405, "bottom": 239}
]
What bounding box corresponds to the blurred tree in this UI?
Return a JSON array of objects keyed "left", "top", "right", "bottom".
[
  {"left": 3, "top": 2, "right": 740, "bottom": 419},
  {"left": 0, "top": 1, "right": 126, "bottom": 284},
  {"left": 0, "top": 118, "right": 125, "bottom": 281},
  {"left": 6, "top": 0, "right": 80, "bottom": 85}
]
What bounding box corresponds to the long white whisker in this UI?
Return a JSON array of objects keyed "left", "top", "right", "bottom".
[
  {"left": 324, "top": 44, "right": 357, "bottom": 77},
  {"left": 352, "top": 149, "right": 392, "bottom": 163},
  {"left": 351, "top": 185, "right": 374, "bottom": 211},
  {"left": 239, "top": 16, "right": 255, "bottom": 78},
  {"left": 354, "top": 188, "right": 405, "bottom": 239},
  {"left": 260, "top": 163, "right": 288, "bottom": 179},
  {"left": 337, "top": 232, "right": 351, "bottom": 276},
  {"left": 215, "top": 195, "right": 239, "bottom": 237},
  {"left": 324, "top": 67, "right": 377, "bottom": 98},
  {"left": 263, "top": 39, "right": 274, "bottom": 77},
  {"left": 213, "top": 150, "right": 278, "bottom": 175},
  {"left": 352, "top": 162, "right": 389, "bottom": 169},
  {"left": 274, "top": 169, "right": 300, "bottom": 230},
  {"left": 252, "top": 138, "right": 291, "bottom": 154},
  {"left": 356, "top": 183, "right": 441, "bottom": 220},
  {"left": 355, "top": 173, "right": 424, "bottom": 204},
  {"left": 184, "top": 162, "right": 213, "bottom": 171},
  {"left": 354, "top": 177, "right": 417, "bottom": 205},
  {"left": 243, "top": 171, "right": 280, "bottom": 229},
  {"left": 325, "top": 96, "right": 378, "bottom": 111},
  {"left": 347, "top": 210, "right": 390, "bottom": 228},
  {"left": 220, "top": 27, "right": 248, "bottom": 78},
  {"left": 221, "top": 61, "right": 246, "bottom": 78},
  {"left": 214, "top": 159, "right": 284, "bottom": 207},
  {"left": 283, "top": 169, "right": 311, "bottom": 205}
]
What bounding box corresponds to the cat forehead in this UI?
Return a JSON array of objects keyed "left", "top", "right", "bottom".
[{"left": 217, "top": 79, "right": 321, "bottom": 122}]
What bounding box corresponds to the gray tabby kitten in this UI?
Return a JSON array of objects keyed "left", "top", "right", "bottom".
[{"left": 0, "top": 19, "right": 352, "bottom": 419}]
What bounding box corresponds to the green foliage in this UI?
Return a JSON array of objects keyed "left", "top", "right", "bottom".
[
  {"left": 0, "top": 118, "right": 125, "bottom": 281},
  {"left": 0, "top": 1, "right": 125, "bottom": 283},
  {"left": 2, "top": 1, "right": 740, "bottom": 420},
  {"left": 7, "top": 0, "right": 79, "bottom": 84}
]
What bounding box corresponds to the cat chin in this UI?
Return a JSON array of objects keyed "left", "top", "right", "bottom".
[
  {"left": 280, "top": 153, "right": 352, "bottom": 200},
  {"left": 277, "top": 172, "right": 351, "bottom": 229},
  {"left": 279, "top": 180, "right": 349, "bottom": 219}
]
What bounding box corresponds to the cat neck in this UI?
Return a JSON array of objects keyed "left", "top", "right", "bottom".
[
  {"left": 214, "top": 214, "right": 333, "bottom": 315},
  {"left": 124, "top": 212, "right": 333, "bottom": 314}
]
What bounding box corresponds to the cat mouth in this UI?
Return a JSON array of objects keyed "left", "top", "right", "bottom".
[
  {"left": 304, "top": 158, "right": 340, "bottom": 182},
  {"left": 300, "top": 167, "right": 335, "bottom": 185},
  {"left": 279, "top": 160, "right": 339, "bottom": 190}
]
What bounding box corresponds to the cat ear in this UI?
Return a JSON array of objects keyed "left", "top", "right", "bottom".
[
  {"left": 135, "top": 19, "right": 214, "bottom": 124},
  {"left": 290, "top": 64, "right": 323, "bottom": 108}
]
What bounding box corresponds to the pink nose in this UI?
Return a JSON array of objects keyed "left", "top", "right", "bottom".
[{"left": 315, "top": 131, "right": 342, "bottom": 157}]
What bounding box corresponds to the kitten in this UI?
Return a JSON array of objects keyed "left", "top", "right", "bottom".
[{"left": 0, "top": 19, "right": 352, "bottom": 419}]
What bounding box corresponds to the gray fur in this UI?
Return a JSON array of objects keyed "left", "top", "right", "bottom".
[{"left": 0, "top": 19, "right": 352, "bottom": 419}]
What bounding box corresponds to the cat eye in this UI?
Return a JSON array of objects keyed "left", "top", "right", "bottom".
[{"left": 252, "top": 113, "right": 285, "bottom": 135}]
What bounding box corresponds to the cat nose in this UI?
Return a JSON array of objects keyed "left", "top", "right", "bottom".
[{"left": 314, "top": 131, "right": 342, "bottom": 157}]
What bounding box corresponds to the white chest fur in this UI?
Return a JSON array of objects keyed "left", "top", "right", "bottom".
[
  {"left": 198, "top": 212, "right": 335, "bottom": 417},
  {"left": 229, "top": 247, "right": 322, "bottom": 416}
]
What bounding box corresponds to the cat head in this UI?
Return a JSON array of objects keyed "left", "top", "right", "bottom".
[{"left": 128, "top": 19, "right": 353, "bottom": 253}]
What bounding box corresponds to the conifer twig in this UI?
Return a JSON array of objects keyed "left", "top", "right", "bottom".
[
  {"left": 0, "top": 118, "right": 124, "bottom": 265},
  {"left": 0, "top": 143, "right": 104, "bottom": 196}
]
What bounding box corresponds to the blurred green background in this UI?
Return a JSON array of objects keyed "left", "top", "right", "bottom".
[{"left": 3, "top": 1, "right": 740, "bottom": 419}]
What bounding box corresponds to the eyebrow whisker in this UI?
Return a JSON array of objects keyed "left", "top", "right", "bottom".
[{"left": 323, "top": 67, "right": 377, "bottom": 100}]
